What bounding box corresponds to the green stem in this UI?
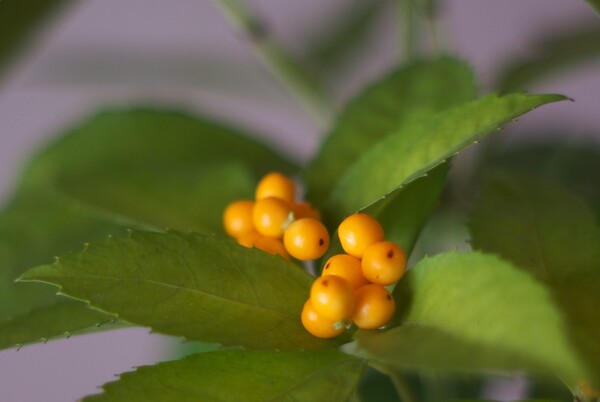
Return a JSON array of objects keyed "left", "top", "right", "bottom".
[
  {"left": 211, "top": 0, "right": 333, "bottom": 126},
  {"left": 370, "top": 362, "right": 416, "bottom": 402},
  {"left": 401, "top": 0, "right": 418, "bottom": 61}
]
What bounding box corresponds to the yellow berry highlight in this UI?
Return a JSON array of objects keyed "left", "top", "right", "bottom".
[
  {"left": 283, "top": 218, "right": 330, "bottom": 260},
  {"left": 237, "top": 230, "right": 261, "bottom": 248},
  {"left": 255, "top": 172, "right": 296, "bottom": 204},
  {"left": 252, "top": 197, "right": 293, "bottom": 238},
  {"left": 301, "top": 300, "right": 345, "bottom": 339},
  {"left": 292, "top": 201, "right": 322, "bottom": 221},
  {"left": 223, "top": 200, "right": 255, "bottom": 239},
  {"left": 322, "top": 254, "right": 368, "bottom": 290},
  {"left": 310, "top": 275, "right": 354, "bottom": 322},
  {"left": 361, "top": 241, "right": 406, "bottom": 285},
  {"left": 254, "top": 236, "right": 290, "bottom": 260},
  {"left": 338, "top": 213, "right": 384, "bottom": 258},
  {"left": 352, "top": 284, "right": 395, "bottom": 329}
]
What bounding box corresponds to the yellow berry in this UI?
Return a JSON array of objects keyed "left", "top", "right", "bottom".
[
  {"left": 252, "top": 197, "right": 293, "bottom": 238},
  {"left": 237, "top": 230, "right": 261, "bottom": 248},
  {"left": 283, "top": 218, "right": 330, "bottom": 260},
  {"left": 338, "top": 213, "right": 384, "bottom": 258},
  {"left": 223, "top": 200, "right": 255, "bottom": 239},
  {"left": 322, "top": 254, "right": 368, "bottom": 290},
  {"left": 352, "top": 284, "right": 395, "bottom": 329},
  {"left": 361, "top": 241, "right": 406, "bottom": 285},
  {"left": 310, "top": 275, "right": 354, "bottom": 322},
  {"left": 292, "top": 201, "right": 321, "bottom": 221},
  {"left": 255, "top": 172, "right": 295, "bottom": 204},
  {"left": 254, "top": 236, "right": 290, "bottom": 260},
  {"left": 301, "top": 300, "right": 345, "bottom": 338}
]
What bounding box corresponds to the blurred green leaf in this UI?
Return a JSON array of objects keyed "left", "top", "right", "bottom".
[
  {"left": 305, "top": 57, "right": 476, "bottom": 208},
  {"left": 0, "top": 0, "right": 71, "bottom": 79},
  {"left": 326, "top": 93, "right": 567, "bottom": 224},
  {"left": 469, "top": 174, "right": 600, "bottom": 387},
  {"left": 303, "top": 0, "right": 390, "bottom": 71},
  {"left": 584, "top": 0, "right": 600, "bottom": 15},
  {"left": 347, "top": 252, "right": 587, "bottom": 383},
  {"left": 0, "top": 300, "right": 123, "bottom": 350},
  {"left": 84, "top": 349, "right": 366, "bottom": 402},
  {"left": 497, "top": 26, "right": 600, "bottom": 91},
  {"left": 20, "top": 231, "right": 344, "bottom": 350}
]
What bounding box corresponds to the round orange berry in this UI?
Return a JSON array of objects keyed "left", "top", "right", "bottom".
[
  {"left": 255, "top": 172, "right": 295, "bottom": 204},
  {"left": 237, "top": 230, "right": 261, "bottom": 248},
  {"left": 223, "top": 200, "right": 255, "bottom": 239},
  {"left": 283, "top": 218, "right": 330, "bottom": 260},
  {"left": 322, "top": 254, "right": 368, "bottom": 290},
  {"left": 292, "top": 201, "right": 321, "bottom": 221},
  {"left": 254, "top": 236, "right": 290, "bottom": 260},
  {"left": 352, "top": 284, "right": 395, "bottom": 329},
  {"left": 309, "top": 275, "right": 354, "bottom": 322},
  {"left": 301, "top": 300, "right": 345, "bottom": 339},
  {"left": 338, "top": 213, "right": 384, "bottom": 258},
  {"left": 252, "top": 197, "right": 293, "bottom": 238},
  {"left": 361, "top": 241, "right": 406, "bottom": 285}
]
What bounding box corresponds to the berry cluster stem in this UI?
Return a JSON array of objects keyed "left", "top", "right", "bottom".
[{"left": 211, "top": 0, "right": 334, "bottom": 127}]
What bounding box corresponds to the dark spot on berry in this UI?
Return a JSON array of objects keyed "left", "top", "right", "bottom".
[
  {"left": 386, "top": 295, "right": 391, "bottom": 300},
  {"left": 387, "top": 250, "right": 394, "bottom": 258},
  {"left": 319, "top": 238, "right": 324, "bottom": 246},
  {"left": 322, "top": 280, "right": 328, "bottom": 287},
  {"left": 325, "top": 262, "right": 330, "bottom": 269}
]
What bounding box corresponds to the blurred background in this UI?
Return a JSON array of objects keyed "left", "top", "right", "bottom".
[{"left": 0, "top": 1, "right": 598, "bottom": 400}]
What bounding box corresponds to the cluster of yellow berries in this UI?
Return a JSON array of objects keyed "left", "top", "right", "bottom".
[
  {"left": 223, "top": 172, "right": 330, "bottom": 261},
  {"left": 302, "top": 213, "right": 406, "bottom": 338},
  {"left": 223, "top": 172, "right": 406, "bottom": 339}
]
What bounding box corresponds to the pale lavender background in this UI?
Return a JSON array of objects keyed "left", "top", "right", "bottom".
[{"left": 0, "top": 1, "right": 598, "bottom": 401}]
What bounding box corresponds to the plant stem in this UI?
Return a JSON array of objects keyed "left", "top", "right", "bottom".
[
  {"left": 401, "top": 0, "right": 418, "bottom": 61},
  {"left": 211, "top": 0, "right": 334, "bottom": 127},
  {"left": 370, "top": 362, "right": 416, "bottom": 402}
]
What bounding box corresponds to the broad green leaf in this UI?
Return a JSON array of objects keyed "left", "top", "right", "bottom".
[
  {"left": 348, "top": 252, "right": 587, "bottom": 383},
  {"left": 498, "top": 26, "right": 600, "bottom": 91},
  {"left": 59, "top": 162, "right": 255, "bottom": 234},
  {"left": 20, "top": 231, "right": 343, "bottom": 350},
  {"left": 22, "top": 109, "right": 296, "bottom": 191},
  {"left": 305, "top": 57, "right": 475, "bottom": 207},
  {"left": 0, "top": 0, "right": 71, "bottom": 79},
  {"left": 0, "top": 300, "right": 122, "bottom": 350},
  {"left": 84, "top": 349, "right": 366, "bottom": 402},
  {"left": 326, "top": 93, "right": 567, "bottom": 224},
  {"left": 469, "top": 174, "right": 600, "bottom": 387}
]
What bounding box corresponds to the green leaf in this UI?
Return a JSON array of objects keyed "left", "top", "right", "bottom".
[
  {"left": 84, "top": 349, "right": 366, "bottom": 402},
  {"left": 469, "top": 174, "right": 600, "bottom": 387},
  {"left": 59, "top": 162, "right": 255, "bottom": 234},
  {"left": 497, "top": 26, "right": 600, "bottom": 91},
  {"left": 0, "top": 300, "right": 122, "bottom": 350},
  {"left": 0, "top": 0, "right": 71, "bottom": 79},
  {"left": 305, "top": 57, "right": 476, "bottom": 208},
  {"left": 326, "top": 93, "right": 567, "bottom": 224},
  {"left": 348, "top": 252, "right": 587, "bottom": 383},
  {"left": 20, "top": 231, "right": 343, "bottom": 350}
]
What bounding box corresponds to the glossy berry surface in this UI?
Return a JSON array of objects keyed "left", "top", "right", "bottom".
[
  {"left": 255, "top": 172, "right": 295, "bottom": 204},
  {"left": 301, "top": 300, "right": 345, "bottom": 338},
  {"left": 309, "top": 275, "right": 354, "bottom": 321},
  {"left": 283, "top": 218, "right": 330, "bottom": 260},
  {"left": 322, "top": 254, "right": 368, "bottom": 290},
  {"left": 352, "top": 284, "right": 395, "bottom": 329},
  {"left": 254, "top": 237, "right": 290, "bottom": 260},
  {"left": 223, "top": 200, "right": 255, "bottom": 239},
  {"left": 361, "top": 241, "right": 406, "bottom": 285},
  {"left": 252, "top": 197, "right": 293, "bottom": 238},
  {"left": 338, "top": 213, "right": 384, "bottom": 258}
]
